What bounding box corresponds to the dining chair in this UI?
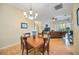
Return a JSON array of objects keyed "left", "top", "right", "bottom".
[
  {"left": 38, "top": 33, "right": 43, "bottom": 38},
  {"left": 38, "top": 32, "right": 50, "bottom": 55},
  {"left": 24, "top": 33, "right": 30, "bottom": 38},
  {"left": 20, "top": 36, "right": 33, "bottom": 55}
]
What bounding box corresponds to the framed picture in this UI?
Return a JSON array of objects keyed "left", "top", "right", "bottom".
[
  {"left": 21, "top": 22, "right": 28, "bottom": 29},
  {"left": 77, "top": 8, "right": 79, "bottom": 25}
]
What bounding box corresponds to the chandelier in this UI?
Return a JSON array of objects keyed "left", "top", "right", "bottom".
[{"left": 24, "top": 4, "right": 38, "bottom": 20}]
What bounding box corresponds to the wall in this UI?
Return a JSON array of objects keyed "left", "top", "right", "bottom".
[
  {"left": 0, "top": 4, "right": 34, "bottom": 48},
  {"left": 72, "top": 3, "right": 79, "bottom": 54}
]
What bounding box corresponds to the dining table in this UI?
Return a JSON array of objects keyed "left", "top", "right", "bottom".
[{"left": 27, "top": 36, "right": 44, "bottom": 55}]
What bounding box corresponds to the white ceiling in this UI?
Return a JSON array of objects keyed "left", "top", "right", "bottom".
[{"left": 8, "top": 3, "right": 72, "bottom": 20}]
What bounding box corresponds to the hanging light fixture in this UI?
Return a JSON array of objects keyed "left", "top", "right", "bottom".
[
  {"left": 24, "top": 4, "right": 38, "bottom": 20},
  {"left": 52, "top": 17, "right": 57, "bottom": 21}
]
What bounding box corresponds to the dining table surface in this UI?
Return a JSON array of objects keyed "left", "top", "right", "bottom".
[{"left": 27, "top": 36, "right": 44, "bottom": 48}]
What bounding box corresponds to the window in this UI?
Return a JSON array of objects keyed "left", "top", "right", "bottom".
[{"left": 56, "top": 23, "right": 66, "bottom": 31}]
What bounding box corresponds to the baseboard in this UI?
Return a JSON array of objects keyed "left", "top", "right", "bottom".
[{"left": 0, "top": 42, "right": 20, "bottom": 50}]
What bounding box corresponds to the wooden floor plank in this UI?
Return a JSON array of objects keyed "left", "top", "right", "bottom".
[{"left": 0, "top": 38, "right": 73, "bottom": 55}]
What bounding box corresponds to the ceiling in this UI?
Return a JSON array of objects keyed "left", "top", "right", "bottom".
[{"left": 8, "top": 3, "right": 72, "bottom": 20}]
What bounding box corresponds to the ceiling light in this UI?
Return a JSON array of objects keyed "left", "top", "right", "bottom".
[
  {"left": 28, "top": 16, "right": 34, "bottom": 20},
  {"left": 24, "top": 4, "right": 38, "bottom": 20},
  {"left": 52, "top": 19, "right": 56, "bottom": 21},
  {"left": 29, "top": 9, "right": 33, "bottom": 14},
  {"left": 35, "top": 13, "right": 38, "bottom": 16},
  {"left": 35, "top": 13, "right": 38, "bottom": 19},
  {"left": 52, "top": 17, "right": 56, "bottom": 21}
]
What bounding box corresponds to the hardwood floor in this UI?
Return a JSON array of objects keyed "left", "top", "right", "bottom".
[{"left": 0, "top": 38, "right": 73, "bottom": 55}]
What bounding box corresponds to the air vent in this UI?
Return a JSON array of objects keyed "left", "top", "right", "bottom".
[{"left": 54, "top": 4, "right": 63, "bottom": 10}]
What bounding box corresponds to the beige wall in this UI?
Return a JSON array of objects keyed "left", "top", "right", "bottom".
[
  {"left": 0, "top": 4, "right": 34, "bottom": 48},
  {"left": 72, "top": 3, "right": 79, "bottom": 54}
]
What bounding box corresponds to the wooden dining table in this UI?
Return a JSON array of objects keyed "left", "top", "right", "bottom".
[{"left": 27, "top": 36, "right": 44, "bottom": 54}]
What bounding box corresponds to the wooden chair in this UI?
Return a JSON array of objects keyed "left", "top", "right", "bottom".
[
  {"left": 38, "top": 32, "right": 50, "bottom": 55},
  {"left": 38, "top": 33, "right": 43, "bottom": 38},
  {"left": 20, "top": 36, "right": 33, "bottom": 55},
  {"left": 24, "top": 33, "right": 30, "bottom": 38}
]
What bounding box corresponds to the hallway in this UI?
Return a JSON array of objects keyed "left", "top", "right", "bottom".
[{"left": 0, "top": 38, "right": 73, "bottom": 55}]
